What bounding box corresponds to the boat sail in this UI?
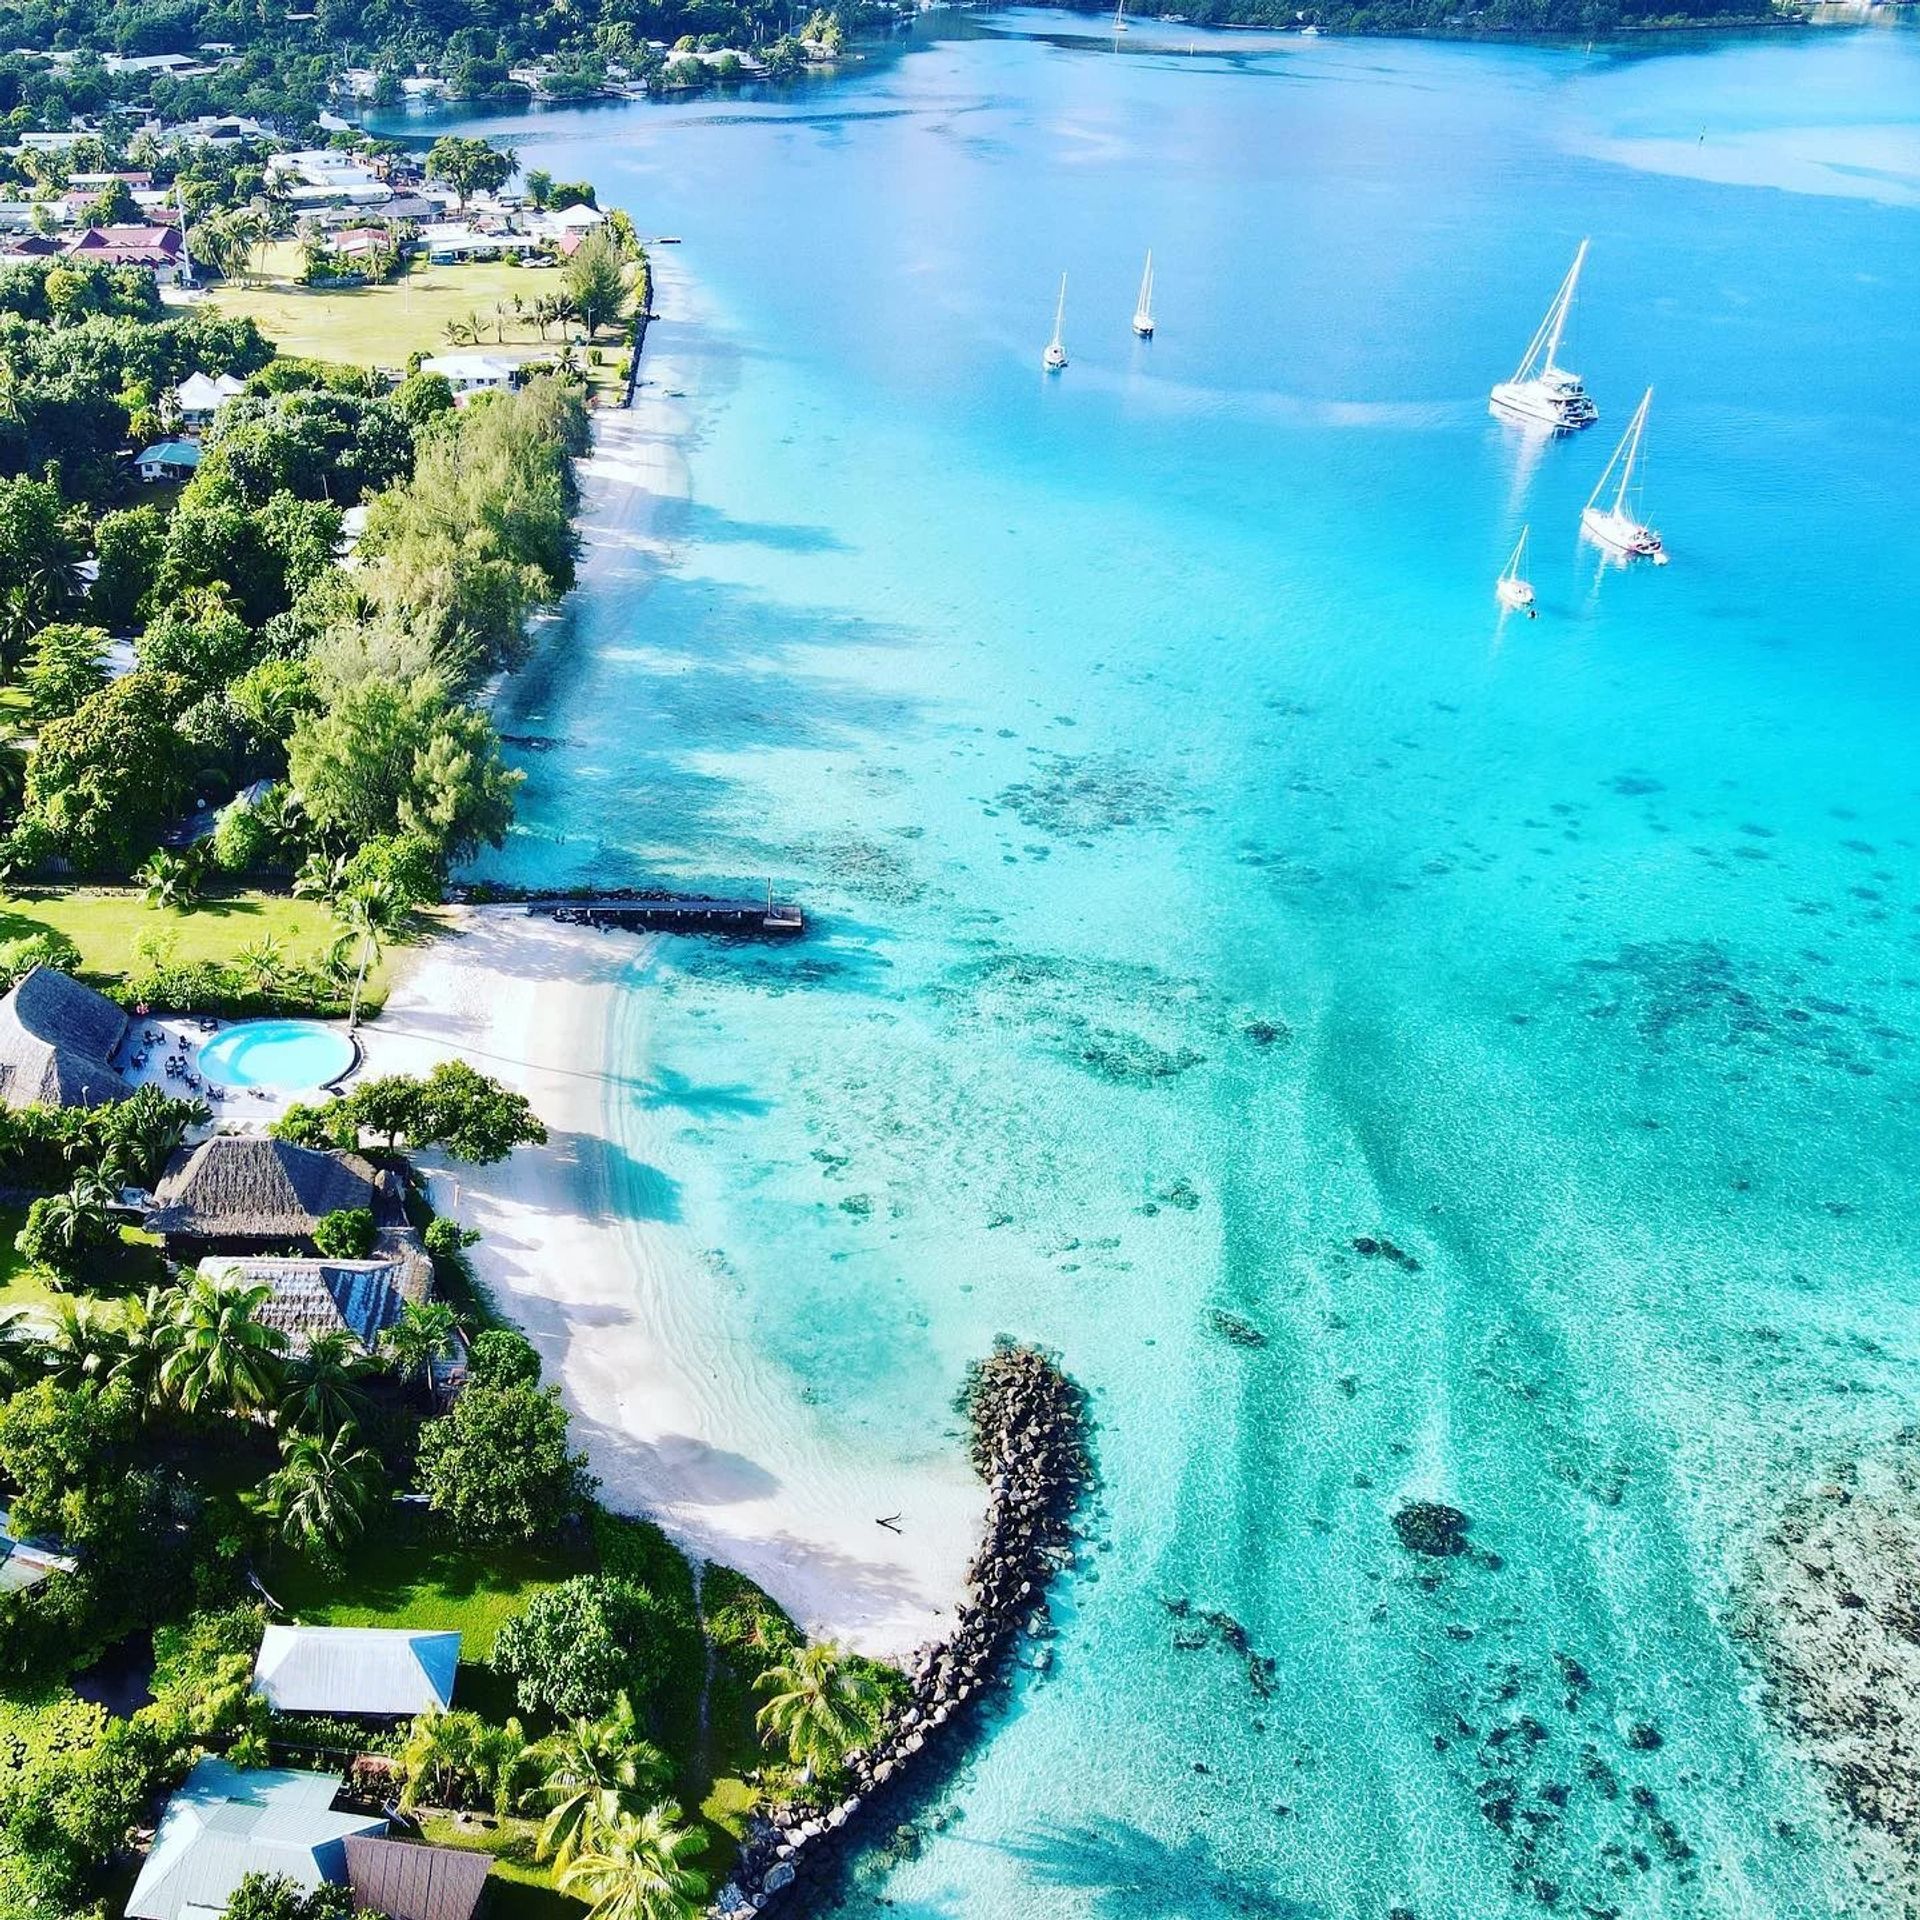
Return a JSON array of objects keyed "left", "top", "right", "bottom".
[
  {"left": 1489, "top": 240, "right": 1599, "bottom": 432},
  {"left": 1580, "top": 387, "right": 1666, "bottom": 562},
  {"left": 1496, "top": 525, "right": 1536, "bottom": 612},
  {"left": 1043, "top": 273, "right": 1069, "bottom": 372},
  {"left": 1132, "top": 251, "right": 1155, "bottom": 337}
]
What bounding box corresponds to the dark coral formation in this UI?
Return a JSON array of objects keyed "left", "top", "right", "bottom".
[{"left": 1393, "top": 1501, "right": 1473, "bottom": 1558}]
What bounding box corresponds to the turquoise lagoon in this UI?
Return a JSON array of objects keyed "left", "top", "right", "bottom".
[{"left": 428, "top": 17, "right": 1919, "bottom": 1915}]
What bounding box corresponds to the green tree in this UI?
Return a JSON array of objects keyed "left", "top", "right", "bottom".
[
  {"left": 224, "top": 1873, "right": 355, "bottom": 1920},
  {"left": 562, "top": 229, "right": 633, "bottom": 339},
  {"left": 21, "top": 622, "right": 111, "bottom": 725},
  {"left": 137, "top": 845, "right": 207, "bottom": 912},
  {"left": 378, "top": 1298, "right": 460, "bottom": 1401},
  {"left": 494, "top": 1577, "right": 674, "bottom": 1722},
  {"left": 0, "top": 475, "right": 83, "bottom": 676},
  {"left": 533, "top": 1693, "right": 670, "bottom": 1870},
  {"left": 278, "top": 1328, "right": 376, "bottom": 1437},
  {"left": 754, "top": 1641, "right": 888, "bottom": 1774},
  {"left": 13, "top": 1171, "right": 116, "bottom": 1282},
  {"left": 23, "top": 670, "right": 189, "bottom": 873},
  {"left": 253, "top": 1424, "right": 384, "bottom": 1565},
  {"left": 156, "top": 1275, "right": 289, "bottom": 1418},
  {"left": 288, "top": 676, "right": 519, "bottom": 865},
  {"left": 417, "top": 1378, "right": 594, "bottom": 1543},
  {"left": 554, "top": 1802, "right": 708, "bottom": 1920},
  {"left": 88, "top": 503, "right": 166, "bottom": 629},
  {"left": 327, "top": 878, "right": 408, "bottom": 1032},
  {"left": 425, "top": 136, "right": 516, "bottom": 211},
  {"left": 311, "top": 1206, "right": 376, "bottom": 1259},
  {"left": 39, "top": 1297, "right": 129, "bottom": 1392},
  {"left": 328, "top": 1061, "right": 546, "bottom": 1161}
]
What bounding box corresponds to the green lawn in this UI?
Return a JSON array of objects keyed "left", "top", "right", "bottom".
[
  {"left": 0, "top": 1203, "right": 166, "bottom": 1327},
  {"left": 211, "top": 247, "right": 625, "bottom": 398},
  {"left": 417, "top": 1813, "right": 582, "bottom": 1919},
  {"left": 269, "top": 1507, "right": 586, "bottom": 1663},
  {"left": 0, "top": 887, "right": 389, "bottom": 1007}
]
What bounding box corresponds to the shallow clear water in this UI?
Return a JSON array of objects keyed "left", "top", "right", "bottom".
[
  {"left": 197, "top": 1020, "right": 357, "bottom": 1091},
  {"left": 407, "top": 16, "right": 1920, "bottom": 1913}
]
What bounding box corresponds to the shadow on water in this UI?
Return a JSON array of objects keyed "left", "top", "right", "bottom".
[{"left": 997, "top": 1818, "right": 1325, "bottom": 1920}]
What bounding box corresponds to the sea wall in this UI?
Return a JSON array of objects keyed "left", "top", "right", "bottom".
[{"left": 712, "top": 1341, "right": 1090, "bottom": 1915}]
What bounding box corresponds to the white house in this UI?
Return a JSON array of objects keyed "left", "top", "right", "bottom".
[
  {"left": 135, "top": 440, "right": 202, "bottom": 483},
  {"left": 172, "top": 370, "right": 246, "bottom": 426},
  {"left": 420, "top": 353, "right": 519, "bottom": 398}
]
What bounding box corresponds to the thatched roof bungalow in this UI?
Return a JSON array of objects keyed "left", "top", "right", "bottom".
[
  {"left": 146, "top": 1136, "right": 400, "bottom": 1253},
  {"left": 0, "top": 965, "right": 130, "bottom": 1110},
  {"left": 199, "top": 1252, "right": 422, "bottom": 1351}
]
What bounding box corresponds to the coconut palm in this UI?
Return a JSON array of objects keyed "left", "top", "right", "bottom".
[
  {"left": 104, "top": 1083, "right": 207, "bottom": 1186},
  {"left": 378, "top": 1299, "right": 460, "bottom": 1404},
  {"left": 293, "top": 849, "right": 350, "bottom": 902},
  {"left": 754, "top": 1642, "right": 887, "bottom": 1774},
  {"left": 41, "top": 1297, "right": 129, "bottom": 1389},
  {"left": 472, "top": 1715, "right": 540, "bottom": 1818},
  {"left": 329, "top": 878, "right": 408, "bottom": 1031},
  {"left": 555, "top": 1802, "right": 708, "bottom": 1920},
  {"left": 0, "top": 1310, "right": 45, "bottom": 1394},
  {"left": 157, "top": 1275, "right": 289, "bottom": 1417},
  {"left": 398, "top": 1709, "right": 486, "bottom": 1810},
  {"left": 32, "top": 1170, "right": 114, "bottom": 1266},
  {"left": 110, "top": 1285, "right": 175, "bottom": 1409},
  {"left": 278, "top": 1328, "right": 377, "bottom": 1436},
  {"left": 236, "top": 934, "right": 288, "bottom": 995},
  {"left": 138, "top": 847, "right": 204, "bottom": 912},
  {"left": 534, "top": 1693, "right": 670, "bottom": 1870},
  {"left": 254, "top": 1423, "right": 384, "bottom": 1559}
]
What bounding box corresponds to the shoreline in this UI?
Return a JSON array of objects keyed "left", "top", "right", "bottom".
[{"left": 368, "top": 287, "right": 982, "bottom": 1658}]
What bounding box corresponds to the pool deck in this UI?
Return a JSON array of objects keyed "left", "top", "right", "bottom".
[{"left": 114, "top": 1013, "right": 360, "bottom": 1126}]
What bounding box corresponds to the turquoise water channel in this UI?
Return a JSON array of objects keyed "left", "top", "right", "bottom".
[{"left": 412, "top": 16, "right": 1920, "bottom": 1913}]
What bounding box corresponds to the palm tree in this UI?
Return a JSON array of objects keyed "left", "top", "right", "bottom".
[
  {"left": 41, "top": 1297, "right": 129, "bottom": 1389},
  {"left": 157, "top": 1275, "right": 289, "bottom": 1418},
  {"left": 105, "top": 1083, "right": 207, "bottom": 1186},
  {"left": 398, "top": 1709, "right": 484, "bottom": 1811},
  {"left": 138, "top": 848, "right": 202, "bottom": 912},
  {"left": 254, "top": 1423, "right": 384, "bottom": 1560},
  {"left": 279, "top": 1328, "right": 377, "bottom": 1436},
  {"left": 555, "top": 1803, "right": 708, "bottom": 1920},
  {"left": 0, "top": 1310, "right": 44, "bottom": 1394},
  {"left": 236, "top": 934, "right": 288, "bottom": 995},
  {"left": 378, "top": 1298, "right": 459, "bottom": 1404},
  {"left": 754, "top": 1642, "right": 887, "bottom": 1774},
  {"left": 534, "top": 1694, "right": 670, "bottom": 1870},
  {"left": 111, "top": 1284, "right": 175, "bottom": 1409},
  {"left": 330, "top": 879, "right": 407, "bottom": 1031},
  {"left": 293, "top": 849, "right": 349, "bottom": 903},
  {"left": 473, "top": 1715, "right": 540, "bottom": 1818},
  {"left": 32, "top": 1171, "right": 114, "bottom": 1274}
]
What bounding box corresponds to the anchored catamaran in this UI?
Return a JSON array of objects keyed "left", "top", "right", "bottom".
[
  {"left": 1132, "top": 251, "right": 1155, "bottom": 337},
  {"left": 1496, "top": 526, "right": 1536, "bottom": 612},
  {"left": 1043, "top": 273, "right": 1069, "bottom": 371},
  {"left": 1490, "top": 240, "right": 1599, "bottom": 433},
  {"left": 1580, "top": 387, "right": 1666, "bottom": 562}
]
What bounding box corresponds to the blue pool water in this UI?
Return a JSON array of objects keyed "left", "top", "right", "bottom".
[
  {"left": 400, "top": 16, "right": 1920, "bottom": 1915},
  {"left": 198, "top": 1020, "right": 357, "bottom": 1092}
]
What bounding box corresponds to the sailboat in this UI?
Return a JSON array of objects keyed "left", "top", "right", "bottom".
[
  {"left": 1489, "top": 239, "right": 1599, "bottom": 432},
  {"left": 1580, "top": 387, "right": 1667, "bottom": 562},
  {"left": 1043, "top": 274, "right": 1069, "bottom": 372},
  {"left": 1496, "top": 526, "right": 1536, "bottom": 612},
  {"left": 1132, "top": 251, "right": 1155, "bottom": 338},
  {"left": 1113, "top": 0, "right": 1129, "bottom": 28}
]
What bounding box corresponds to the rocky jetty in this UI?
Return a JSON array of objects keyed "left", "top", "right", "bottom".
[{"left": 711, "top": 1340, "right": 1089, "bottom": 1915}]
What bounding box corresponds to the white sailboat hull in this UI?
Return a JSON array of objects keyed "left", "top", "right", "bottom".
[
  {"left": 1581, "top": 505, "right": 1665, "bottom": 561},
  {"left": 1132, "top": 313, "right": 1153, "bottom": 337},
  {"left": 1044, "top": 344, "right": 1067, "bottom": 371},
  {"left": 1496, "top": 577, "right": 1535, "bottom": 610},
  {"left": 1489, "top": 374, "right": 1597, "bottom": 432}
]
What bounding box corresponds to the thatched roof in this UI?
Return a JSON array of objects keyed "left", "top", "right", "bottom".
[
  {"left": 147, "top": 1137, "right": 379, "bottom": 1242},
  {"left": 345, "top": 1836, "right": 490, "bottom": 1920},
  {"left": 0, "top": 965, "right": 130, "bottom": 1109},
  {"left": 201, "top": 1256, "right": 407, "bottom": 1350}
]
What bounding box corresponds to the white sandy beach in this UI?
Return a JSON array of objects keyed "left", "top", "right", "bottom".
[{"left": 363, "top": 304, "right": 982, "bottom": 1658}]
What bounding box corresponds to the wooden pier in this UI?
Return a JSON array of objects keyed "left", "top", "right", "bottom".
[{"left": 524, "top": 891, "right": 804, "bottom": 938}]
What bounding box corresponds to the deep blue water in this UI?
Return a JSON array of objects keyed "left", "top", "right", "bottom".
[{"left": 399, "top": 16, "right": 1920, "bottom": 1914}]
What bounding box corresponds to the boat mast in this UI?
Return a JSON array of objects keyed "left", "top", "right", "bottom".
[
  {"left": 1612, "top": 388, "right": 1651, "bottom": 515},
  {"left": 1136, "top": 251, "right": 1153, "bottom": 324},
  {"left": 1505, "top": 526, "right": 1528, "bottom": 579},
  {"left": 1050, "top": 273, "right": 1068, "bottom": 352},
  {"left": 1540, "top": 238, "right": 1587, "bottom": 375}
]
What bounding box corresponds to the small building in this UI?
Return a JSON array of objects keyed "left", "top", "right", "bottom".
[
  {"left": 172, "top": 370, "right": 247, "bottom": 426},
  {"left": 420, "top": 352, "right": 519, "bottom": 398},
  {"left": 201, "top": 1253, "right": 418, "bottom": 1352},
  {"left": 125, "top": 1758, "right": 388, "bottom": 1920},
  {"left": 254, "top": 1626, "right": 461, "bottom": 1719},
  {"left": 0, "top": 965, "right": 130, "bottom": 1110},
  {"left": 146, "top": 1137, "right": 394, "bottom": 1255},
  {"left": 345, "top": 1835, "right": 490, "bottom": 1920},
  {"left": 136, "top": 439, "right": 202, "bottom": 483},
  {"left": 0, "top": 1507, "right": 79, "bottom": 1593},
  {"left": 65, "top": 222, "right": 188, "bottom": 282}
]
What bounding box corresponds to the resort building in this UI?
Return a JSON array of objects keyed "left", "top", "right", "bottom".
[
  {"left": 136, "top": 440, "right": 203, "bottom": 483},
  {"left": 146, "top": 1137, "right": 398, "bottom": 1255},
  {"left": 0, "top": 965, "right": 131, "bottom": 1110},
  {"left": 200, "top": 1251, "right": 427, "bottom": 1353},
  {"left": 124, "top": 1759, "right": 389, "bottom": 1920},
  {"left": 253, "top": 1624, "right": 461, "bottom": 1719},
  {"left": 172, "top": 370, "right": 247, "bottom": 426}
]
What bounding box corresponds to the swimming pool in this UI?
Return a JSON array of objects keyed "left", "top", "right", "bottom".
[{"left": 196, "top": 1020, "right": 357, "bottom": 1093}]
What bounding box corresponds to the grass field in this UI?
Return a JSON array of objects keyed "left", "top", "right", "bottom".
[
  {"left": 0, "top": 888, "right": 389, "bottom": 1007},
  {"left": 211, "top": 247, "right": 625, "bottom": 397},
  {"left": 0, "top": 1203, "right": 167, "bottom": 1325}
]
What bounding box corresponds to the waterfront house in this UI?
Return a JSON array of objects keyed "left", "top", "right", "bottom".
[
  {"left": 420, "top": 352, "right": 520, "bottom": 397},
  {"left": 254, "top": 1625, "right": 461, "bottom": 1720},
  {"left": 0, "top": 965, "right": 130, "bottom": 1110},
  {"left": 125, "top": 1758, "right": 388, "bottom": 1920},
  {"left": 345, "top": 1835, "right": 490, "bottom": 1920},
  {"left": 136, "top": 439, "right": 202, "bottom": 482},
  {"left": 172, "top": 370, "right": 246, "bottom": 426},
  {"left": 146, "top": 1137, "right": 396, "bottom": 1255}
]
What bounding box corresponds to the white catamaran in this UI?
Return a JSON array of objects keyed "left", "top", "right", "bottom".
[
  {"left": 1043, "top": 273, "right": 1069, "bottom": 372},
  {"left": 1496, "top": 526, "right": 1536, "bottom": 612},
  {"left": 1580, "top": 387, "right": 1667, "bottom": 563},
  {"left": 1489, "top": 239, "right": 1599, "bottom": 433},
  {"left": 1132, "top": 251, "right": 1155, "bottom": 337}
]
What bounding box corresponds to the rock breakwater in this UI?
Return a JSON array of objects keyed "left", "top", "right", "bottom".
[{"left": 713, "top": 1340, "right": 1090, "bottom": 1915}]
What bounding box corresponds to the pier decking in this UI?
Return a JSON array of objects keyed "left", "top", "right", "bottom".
[{"left": 524, "top": 892, "right": 804, "bottom": 937}]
